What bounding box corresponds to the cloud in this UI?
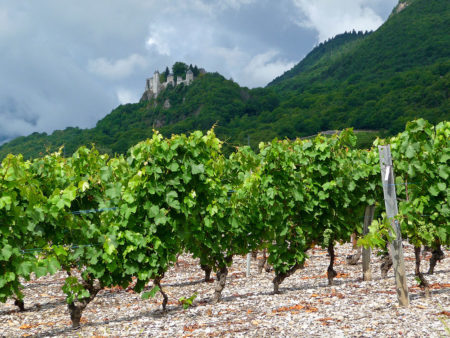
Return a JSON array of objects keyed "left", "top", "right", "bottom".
[
  {"left": 242, "top": 50, "right": 296, "bottom": 87},
  {"left": 88, "top": 54, "right": 148, "bottom": 79},
  {"left": 116, "top": 88, "right": 140, "bottom": 105},
  {"left": 0, "top": 96, "right": 39, "bottom": 143},
  {"left": 208, "top": 46, "right": 248, "bottom": 71},
  {"left": 216, "top": 0, "right": 257, "bottom": 10},
  {"left": 292, "top": 0, "right": 390, "bottom": 41},
  {"left": 146, "top": 25, "right": 175, "bottom": 56},
  {"left": 0, "top": 8, "right": 11, "bottom": 37}
]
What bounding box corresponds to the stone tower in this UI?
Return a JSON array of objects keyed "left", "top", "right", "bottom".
[
  {"left": 167, "top": 73, "right": 175, "bottom": 87},
  {"left": 152, "top": 70, "right": 161, "bottom": 96},
  {"left": 186, "top": 69, "right": 194, "bottom": 85}
]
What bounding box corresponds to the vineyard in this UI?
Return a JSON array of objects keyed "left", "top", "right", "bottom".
[{"left": 0, "top": 119, "right": 449, "bottom": 335}]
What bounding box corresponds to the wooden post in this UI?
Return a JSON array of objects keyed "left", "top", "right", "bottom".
[
  {"left": 246, "top": 157, "right": 252, "bottom": 278},
  {"left": 378, "top": 145, "right": 410, "bottom": 307},
  {"left": 362, "top": 205, "right": 375, "bottom": 281}
]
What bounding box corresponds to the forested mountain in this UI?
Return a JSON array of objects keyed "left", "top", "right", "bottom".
[
  {"left": 267, "top": 0, "right": 449, "bottom": 135},
  {"left": 1, "top": 0, "right": 448, "bottom": 159}
]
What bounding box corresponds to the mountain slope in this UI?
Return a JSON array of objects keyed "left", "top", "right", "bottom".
[
  {"left": 0, "top": 73, "right": 277, "bottom": 158},
  {"left": 268, "top": 31, "right": 370, "bottom": 87},
  {"left": 268, "top": 0, "right": 449, "bottom": 133},
  {"left": 0, "top": 0, "right": 448, "bottom": 159}
]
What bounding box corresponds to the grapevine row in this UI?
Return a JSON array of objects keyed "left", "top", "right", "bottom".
[{"left": 0, "top": 119, "right": 448, "bottom": 328}]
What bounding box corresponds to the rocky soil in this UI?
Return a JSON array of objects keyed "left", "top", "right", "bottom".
[{"left": 0, "top": 242, "right": 449, "bottom": 337}]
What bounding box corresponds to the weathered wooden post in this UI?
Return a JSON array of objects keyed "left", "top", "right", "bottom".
[
  {"left": 362, "top": 205, "right": 375, "bottom": 281},
  {"left": 378, "top": 145, "right": 410, "bottom": 307},
  {"left": 246, "top": 155, "right": 252, "bottom": 278}
]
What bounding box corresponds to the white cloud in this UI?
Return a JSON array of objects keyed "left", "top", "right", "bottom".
[
  {"left": 208, "top": 46, "right": 248, "bottom": 70},
  {"left": 292, "top": 0, "right": 387, "bottom": 42},
  {"left": 0, "top": 8, "right": 11, "bottom": 35},
  {"left": 241, "top": 50, "right": 295, "bottom": 87},
  {"left": 145, "top": 25, "right": 176, "bottom": 56},
  {"left": 88, "top": 54, "right": 147, "bottom": 79},
  {"left": 167, "top": 0, "right": 256, "bottom": 15},
  {"left": 116, "top": 88, "right": 140, "bottom": 105},
  {"left": 216, "top": 0, "right": 257, "bottom": 10}
]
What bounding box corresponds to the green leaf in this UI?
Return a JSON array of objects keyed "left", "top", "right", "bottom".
[
  {"left": 78, "top": 180, "right": 90, "bottom": 192},
  {"left": 46, "top": 257, "right": 61, "bottom": 275},
  {"left": 148, "top": 205, "right": 160, "bottom": 218},
  {"left": 429, "top": 185, "right": 440, "bottom": 196},
  {"left": 105, "top": 183, "right": 122, "bottom": 199},
  {"left": 103, "top": 237, "right": 117, "bottom": 255},
  {"left": 279, "top": 226, "right": 289, "bottom": 237},
  {"left": 437, "top": 226, "right": 447, "bottom": 242},
  {"left": 34, "top": 264, "right": 48, "bottom": 278},
  {"left": 438, "top": 165, "right": 449, "bottom": 180},
  {"left": 100, "top": 166, "right": 112, "bottom": 181},
  {"left": 0, "top": 196, "right": 12, "bottom": 210},
  {"left": 142, "top": 285, "right": 160, "bottom": 300},
  {"left": 123, "top": 191, "right": 135, "bottom": 204},
  {"left": 154, "top": 213, "right": 168, "bottom": 225},
  {"left": 65, "top": 185, "right": 77, "bottom": 201},
  {"left": 0, "top": 244, "right": 13, "bottom": 261},
  {"left": 405, "top": 144, "right": 416, "bottom": 158},
  {"left": 76, "top": 288, "right": 90, "bottom": 301},
  {"left": 191, "top": 163, "right": 204, "bottom": 175},
  {"left": 318, "top": 191, "right": 328, "bottom": 200},
  {"left": 53, "top": 245, "right": 68, "bottom": 257},
  {"left": 348, "top": 181, "right": 356, "bottom": 191},
  {"left": 168, "top": 162, "right": 179, "bottom": 172},
  {"left": 17, "top": 261, "right": 33, "bottom": 277}
]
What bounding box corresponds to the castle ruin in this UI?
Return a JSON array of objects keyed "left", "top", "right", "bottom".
[{"left": 145, "top": 69, "right": 195, "bottom": 99}]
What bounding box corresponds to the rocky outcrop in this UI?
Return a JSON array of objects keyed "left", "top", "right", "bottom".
[
  {"left": 396, "top": 1, "right": 409, "bottom": 13},
  {"left": 140, "top": 90, "right": 153, "bottom": 103},
  {"left": 163, "top": 99, "right": 171, "bottom": 109}
]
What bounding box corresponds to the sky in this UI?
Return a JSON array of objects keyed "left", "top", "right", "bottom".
[{"left": 0, "top": 0, "right": 397, "bottom": 144}]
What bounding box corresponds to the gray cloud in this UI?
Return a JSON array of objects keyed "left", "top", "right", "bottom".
[
  {"left": 0, "top": 0, "right": 398, "bottom": 143},
  {"left": 293, "top": 0, "right": 397, "bottom": 42}
]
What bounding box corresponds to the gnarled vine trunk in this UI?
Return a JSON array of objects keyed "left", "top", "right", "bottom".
[
  {"left": 14, "top": 298, "right": 25, "bottom": 312},
  {"left": 273, "top": 263, "right": 303, "bottom": 294},
  {"left": 428, "top": 244, "right": 444, "bottom": 275},
  {"left": 327, "top": 243, "right": 337, "bottom": 286},
  {"left": 380, "top": 245, "right": 393, "bottom": 278},
  {"left": 212, "top": 256, "right": 232, "bottom": 303},
  {"left": 200, "top": 264, "right": 212, "bottom": 282},
  {"left": 153, "top": 275, "right": 168, "bottom": 311},
  {"left": 414, "top": 246, "right": 430, "bottom": 298},
  {"left": 67, "top": 280, "right": 102, "bottom": 329},
  {"left": 257, "top": 249, "right": 267, "bottom": 274},
  {"left": 346, "top": 247, "right": 362, "bottom": 265}
]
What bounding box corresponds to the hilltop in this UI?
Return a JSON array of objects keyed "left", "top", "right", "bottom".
[{"left": 0, "top": 0, "right": 448, "bottom": 159}]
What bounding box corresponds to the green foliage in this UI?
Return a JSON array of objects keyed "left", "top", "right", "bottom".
[
  {"left": 362, "top": 119, "right": 449, "bottom": 250},
  {"left": 0, "top": 154, "right": 46, "bottom": 303},
  {"left": 269, "top": 0, "right": 449, "bottom": 135},
  {"left": 141, "top": 285, "right": 160, "bottom": 300},
  {"left": 357, "top": 214, "right": 396, "bottom": 249},
  {"left": 0, "top": 119, "right": 448, "bottom": 324},
  {"left": 62, "top": 277, "right": 90, "bottom": 304},
  {"left": 172, "top": 62, "right": 188, "bottom": 78},
  {"left": 179, "top": 292, "right": 197, "bottom": 309},
  {"left": 383, "top": 119, "right": 449, "bottom": 247}
]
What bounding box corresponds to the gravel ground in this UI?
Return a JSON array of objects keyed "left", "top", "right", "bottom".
[{"left": 0, "top": 243, "right": 449, "bottom": 337}]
